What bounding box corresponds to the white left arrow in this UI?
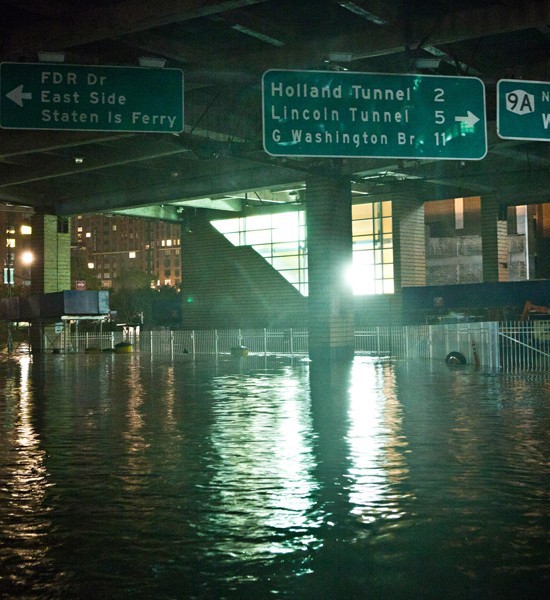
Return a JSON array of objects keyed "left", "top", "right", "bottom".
[
  {"left": 6, "top": 85, "right": 33, "bottom": 107},
  {"left": 455, "top": 111, "right": 480, "bottom": 127}
]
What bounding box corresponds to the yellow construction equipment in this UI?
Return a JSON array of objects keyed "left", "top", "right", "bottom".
[{"left": 520, "top": 300, "right": 549, "bottom": 321}]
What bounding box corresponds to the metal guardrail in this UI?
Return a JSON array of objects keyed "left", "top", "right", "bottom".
[
  {"left": 497, "top": 321, "right": 550, "bottom": 372},
  {"left": 46, "top": 321, "right": 550, "bottom": 372}
]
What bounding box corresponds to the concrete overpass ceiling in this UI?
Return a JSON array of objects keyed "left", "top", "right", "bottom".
[{"left": 0, "top": 0, "right": 549, "bottom": 216}]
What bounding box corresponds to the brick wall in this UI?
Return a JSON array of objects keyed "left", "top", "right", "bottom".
[
  {"left": 390, "top": 194, "right": 426, "bottom": 321},
  {"left": 305, "top": 176, "right": 354, "bottom": 358},
  {"left": 481, "top": 197, "right": 510, "bottom": 282},
  {"left": 31, "top": 214, "right": 71, "bottom": 294}
]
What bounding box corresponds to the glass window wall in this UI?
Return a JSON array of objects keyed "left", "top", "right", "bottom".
[{"left": 211, "top": 200, "right": 393, "bottom": 296}]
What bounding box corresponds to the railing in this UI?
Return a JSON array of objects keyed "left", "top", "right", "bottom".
[
  {"left": 355, "top": 326, "right": 408, "bottom": 357},
  {"left": 497, "top": 321, "right": 550, "bottom": 372},
  {"left": 42, "top": 321, "right": 550, "bottom": 372},
  {"left": 137, "top": 328, "right": 310, "bottom": 357},
  {"left": 48, "top": 328, "right": 310, "bottom": 357},
  {"left": 400, "top": 322, "right": 502, "bottom": 370}
]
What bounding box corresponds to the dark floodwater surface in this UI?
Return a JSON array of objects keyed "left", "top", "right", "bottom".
[{"left": 0, "top": 353, "right": 548, "bottom": 599}]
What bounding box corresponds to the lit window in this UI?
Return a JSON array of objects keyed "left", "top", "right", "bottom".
[
  {"left": 246, "top": 214, "right": 272, "bottom": 230},
  {"left": 212, "top": 201, "right": 394, "bottom": 296},
  {"left": 211, "top": 200, "right": 394, "bottom": 297},
  {"left": 351, "top": 200, "right": 393, "bottom": 295},
  {"left": 129, "top": 251, "right": 136, "bottom": 259},
  {"left": 454, "top": 197, "right": 464, "bottom": 230},
  {"left": 516, "top": 205, "right": 527, "bottom": 235},
  {"left": 212, "top": 210, "right": 308, "bottom": 295},
  {"left": 87, "top": 262, "right": 95, "bottom": 269},
  {"left": 20, "top": 225, "right": 32, "bottom": 235}
]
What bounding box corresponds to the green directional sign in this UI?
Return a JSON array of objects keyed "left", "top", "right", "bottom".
[
  {"left": 0, "top": 62, "right": 184, "bottom": 133},
  {"left": 262, "top": 69, "right": 487, "bottom": 160},
  {"left": 497, "top": 79, "right": 550, "bottom": 141}
]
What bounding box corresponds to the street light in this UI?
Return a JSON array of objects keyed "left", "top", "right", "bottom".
[{"left": 20, "top": 250, "right": 33, "bottom": 287}]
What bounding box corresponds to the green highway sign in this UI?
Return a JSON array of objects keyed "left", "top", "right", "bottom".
[
  {"left": 0, "top": 62, "right": 184, "bottom": 133},
  {"left": 262, "top": 70, "right": 487, "bottom": 160},
  {"left": 497, "top": 79, "right": 550, "bottom": 141}
]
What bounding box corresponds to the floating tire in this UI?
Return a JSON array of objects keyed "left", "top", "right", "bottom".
[{"left": 445, "top": 351, "right": 467, "bottom": 365}]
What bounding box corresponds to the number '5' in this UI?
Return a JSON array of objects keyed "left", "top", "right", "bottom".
[{"left": 435, "top": 110, "right": 445, "bottom": 124}]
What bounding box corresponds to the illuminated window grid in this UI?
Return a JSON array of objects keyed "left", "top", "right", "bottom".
[
  {"left": 212, "top": 211, "right": 308, "bottom": 295},
  {"left": 352, "top": 201, "right": 393, "bottom": 295},
  {"left": 212, "top": 200, "right": 393, "bottom": 297}
]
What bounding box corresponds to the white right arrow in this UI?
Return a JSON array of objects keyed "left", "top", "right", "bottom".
[
  {"left": 455, "top": 111, "right": 480, "bottom": 127},
  {"left": 6, "top": 85, "right": 33, "bottom": 107}
]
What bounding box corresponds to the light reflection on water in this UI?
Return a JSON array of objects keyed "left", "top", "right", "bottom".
[
  {"left": 346, "top": 361, "right": 411, "bottom": 526},
  {"left": 0, "top": 356, "right": 58, "bottom": 595},
  {"left": 0, "top": 353, "right": 548, "bottom": 599},
  {"left": 208, "top": 368, "right": 318, "bottom": 560}
]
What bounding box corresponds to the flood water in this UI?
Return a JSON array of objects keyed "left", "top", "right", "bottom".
[{"left": 0, "top": 352, "right": 548, "bottom": 599}]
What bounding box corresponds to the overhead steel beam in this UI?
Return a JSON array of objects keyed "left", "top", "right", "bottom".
[
  {"left": 337, "top": 0, "right": 398, "bottom": 26},
  {"left": 0, "top": 139, "right": 193, "bottom": 189},
  {"left": 0, "top": 131, "right": 135, "bottom": 159},
  {"left": 110, "top": 205, "right": 185, "bottom": 221},
  {"left": 209, "top": 0, "right": 550, "bottom": 70},
  {"left": 2, "top": 0, "right": 270, "bottom": 57},
  {"left": 52, "top": 159, "right": 305, "bottom": 215}
]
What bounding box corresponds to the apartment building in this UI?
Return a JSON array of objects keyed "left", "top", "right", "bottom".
[
  {"left": 0, "top": 207, "right": 34, "bottom": 291},
  {"left": 72, "top": 214, "right": 182, "bottom": 289}
]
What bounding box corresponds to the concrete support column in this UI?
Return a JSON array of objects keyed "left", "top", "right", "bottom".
[
  {"left": 391, "top": 193, "right": 426, "bottom": 318},
  {"left": 306, "top": 174, "right": 354, "bottom": 363},
  {"left": 30, "top": 214, "right": 71, "bottom": 294},
  {"left": 29, "top": 214, "right": 71, "bottom": 352},
  {"left": 480, "top": 196, "right": 509, "bottom": 282}
]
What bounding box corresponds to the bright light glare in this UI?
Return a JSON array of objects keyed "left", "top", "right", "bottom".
[
  {"left": 344, "top": 262, "right": 376, "bottom": 295},
  {"left": 21, "top": 251, "right": 33, "bottom": 265},
  {"left": 343, "top": 262, "right": 355, "bottom": 289}
]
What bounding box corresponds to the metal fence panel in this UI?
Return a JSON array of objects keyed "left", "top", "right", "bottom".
[
  {"left": 498, "top": 321, "right": 550, "bottom": 372},
  {"left": 52, "top": 321, "right": 550, "bottom": 372}
]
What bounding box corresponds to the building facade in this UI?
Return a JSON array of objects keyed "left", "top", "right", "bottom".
[
  {"left": 71, "top": 214, "right": 182, "bottom": 290},
  {"left": 2, "top": 195, "right": 548, "bottom": 328},
  {"left": 0, "top": 207, "right": 34, "bottom": 292}
]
